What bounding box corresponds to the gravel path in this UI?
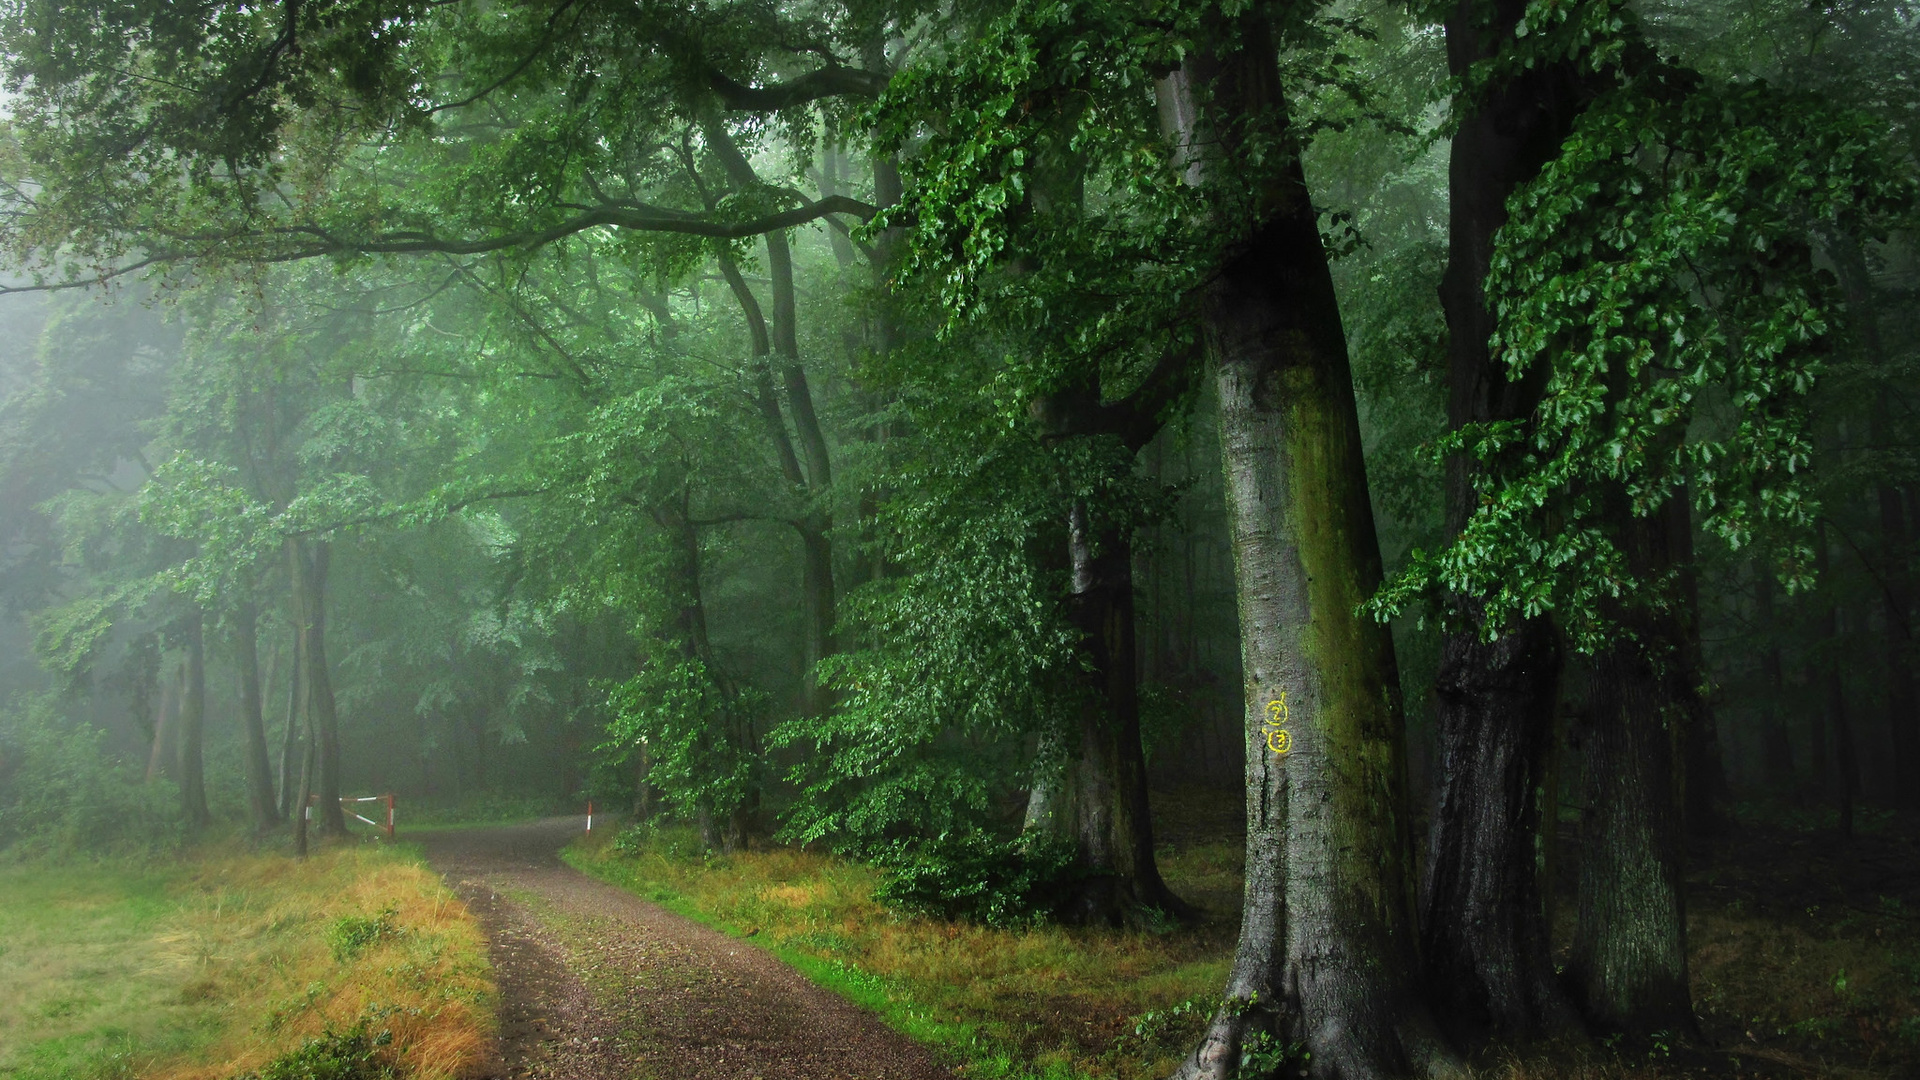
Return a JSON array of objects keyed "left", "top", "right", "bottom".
[{"left": 418, "top": 818, "right": 955, "bottom": 1080}]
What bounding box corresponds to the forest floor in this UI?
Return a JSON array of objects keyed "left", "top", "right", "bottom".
[{"left": 414, "top": 818, "right": 955, "bottom": 1080}]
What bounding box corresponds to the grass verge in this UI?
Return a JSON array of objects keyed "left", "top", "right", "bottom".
[
  {"left": 563, "top": 823, "right": 1240, "bottom": 1080},
  {"left": 0, "top": 839, "right": 495, "bottom": 1080}
]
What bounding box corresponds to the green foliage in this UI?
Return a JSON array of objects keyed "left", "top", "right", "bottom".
[
  {"left": 870, "top": 834, "right": 1080, "bottom": 927},
  {"left": 326, "top": 905, "right": 401, "bottom": 962},
  {"left": 604, "top": 656, "right": 765, "bottom": 829},
  {"left": 0, "top": 696, "right": 183, "bottom": 858},
  {"left": 228, "top": 1017, "right": 397, "bottom": 1080},
  {"left": 1373, "top": 37, "right": 1918, "bottom": 650}
]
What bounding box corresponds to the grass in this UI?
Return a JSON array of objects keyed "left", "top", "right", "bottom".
[
  {"left": 0, "top": 838, "right": 496, "bottom": 1080},
  {"left": 564, "top": 822, "right": 1241, "bottom": 1080}
]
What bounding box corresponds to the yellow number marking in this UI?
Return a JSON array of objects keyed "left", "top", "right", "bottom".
[
  {"left": 1265, "top": 693, "right": 1291, "bottom": 755},
  {"left": 1265, "top": 727, "right": 1292, "bottom": 754}
]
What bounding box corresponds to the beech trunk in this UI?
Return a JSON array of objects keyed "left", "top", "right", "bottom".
[
  {"left": 1025, "top": 502, "right": 1187, "bottom": 925},
  {"left": 234, "top": 598, "right": 280, "bottom": 830},
  {"left": 177, "top": 610, "right": 211, "bottom": 829},
  {"left": 1423, "top": 0, "right": 1592, "bottom": 1037},
  {"left": 287, "top": 536, "right": 346, "bottom": 836},
  {"left": 1569, "top": 507, "right": 1692, "bottom": 1033},
  {"left": 1160, "top": 18, "right": 1444, "bottom": 1077}
]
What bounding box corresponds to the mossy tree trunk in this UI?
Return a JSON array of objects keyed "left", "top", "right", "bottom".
[{"left": 1160, "top": 17, "right": 1445, "bottom": 1077}]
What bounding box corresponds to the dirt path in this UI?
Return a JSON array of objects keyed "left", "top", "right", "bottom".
[{"left": 418, "top": 819, "right": 955, "bottom": 1080}]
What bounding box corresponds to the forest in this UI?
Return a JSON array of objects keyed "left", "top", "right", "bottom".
[{"left": 0, "top": 0, "right": 1915, "bottom": 1078}]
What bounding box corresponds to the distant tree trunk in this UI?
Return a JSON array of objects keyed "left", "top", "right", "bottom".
[
  {"left": 1833, "top": 241, "right": 1918, "bottom": 808},
  {"left": 1815, "top": 525, "right": 1859, "bottom": 838},
  {"left": 1024, "top": 501, "right": 1188, "bottom": 925},
  {"left": 234, "top": 598, "right": 280, "bottom": 831},
  {"left": 294, "top": 709, "right": 316, "bottom": 858},
  {"left": 1754, "top": 561, "right": 1795, "bottom": 788},
  {"left": 1159, "top": 19, "right": 1445, "bottom": 1077},
  {"left": 277, "top": 624, "right": 301, "bottom": 818},
  {"left": 704, "top": 119, "right": 839, "bottom": 716},
  {"left": 176, "top": 610, "right": 212, "bottom": 829},
  {"left": 287, "top": 536, "right": 346, "bottom": 836},
  {"left": 1667, "top": 496, "right": 1730, "bottom": 846},
  {"left": 146, "top": 663, "right": 177, "bottom": 783},
  {"left": 1570, "top": 504, "right": 1693, "bottom": 1034}
]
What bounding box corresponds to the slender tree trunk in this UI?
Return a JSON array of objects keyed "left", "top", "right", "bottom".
[
  {"left": 1815, "top": 525, "right": 1859, "bottom": 837},
  {"left": 1160, "top": 20, "right": 1445, "bottom": 1076},
  {"left": 287, "top": 537, "right": 346, "bottom": 836},
  {"left": 1755, "top": 562, "right": 1795, "bottom": 788},
  {"left": 1570, "top": 507, "right": 1692, "bottom": 1034},
  {"left": 277, "top": 624, "right": 301, "bottom": 819},
  {"left": 177, "top": 610, "right": 212, "bottom": 829},
  {"left": 234, "top": 598, "right": 279, "bottom": 830},
  {"left": 146, "top": 663, "right": 177, "bottom": 783},
  {"left": 294, "top": 708, "right": 315, "bottom": 858},
  {"left": 1667, "top": 496, "right": 1729, "bottom": 846},
  {"left": 704, "top": 119, "right": 839, "bottom": 714}
]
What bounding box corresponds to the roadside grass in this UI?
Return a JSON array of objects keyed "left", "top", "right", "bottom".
[
  {"left": 564, "top": 823, "right": 1240, "bottom": 1080},
  {"left": 0, "top": 838, "right": 495, "bottom": 1080}
]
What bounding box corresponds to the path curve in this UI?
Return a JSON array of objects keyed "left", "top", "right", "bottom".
[{"left": 418, "top": 818, "right": 955, "bottom": 1080}]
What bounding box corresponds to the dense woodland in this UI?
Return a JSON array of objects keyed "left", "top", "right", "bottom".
[{"left": 0, "top": 0, "right": 1915, "bottom": 1076}]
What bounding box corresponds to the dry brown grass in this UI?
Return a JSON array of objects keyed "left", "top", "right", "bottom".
[
  {"left": 0, "top": 839, "right": 495, "bottom": 1080},
  {"left": 148, "top": 842, "right": 495, "bottom": 1080}
]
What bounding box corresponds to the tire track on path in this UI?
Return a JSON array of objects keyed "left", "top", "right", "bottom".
[{"left": 419, "top": 818, "right": 955, "bottom": 1080}]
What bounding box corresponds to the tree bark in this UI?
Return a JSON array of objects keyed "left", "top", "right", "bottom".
[
  {"left": 1569, "top": 508, "right": 1693, "bottom": 1034},
  {"left": 1025, "top": 501, "right": 1189, "bottom": 925},
  {"left": 1815, "top": 525, "right": 1859, "bottom": 837},
  {"left": 1754, "top": 561, "right": 1795, "bottom": 788},
  {"left": 146, "top": 663, "right": 177, "bottom": 783},
  {"left": 287, "top": 536, "right": 346, "bottom": 836},
  {"left": 1422, "top": 0, "right": 1594, "bottom": 1040},
  {"left": 1159, "top": 18, "right": 1445, "bottom": 1077},
  {"left": 234, "top": 598, "right": 280, "bottom": 831},
  {"left": 177, "top": 610, "right": 212, "bottom": 829},
  {"left": 277, "top": 623, "right": 301, "bottom": 818}
]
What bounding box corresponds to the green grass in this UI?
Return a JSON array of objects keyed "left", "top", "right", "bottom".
[
  {"left": 564, "top": 824, "right": 1239, "bottom": 1080},
  {"left": 0, "top": 842, "right": 495, "bottom": 1080}
]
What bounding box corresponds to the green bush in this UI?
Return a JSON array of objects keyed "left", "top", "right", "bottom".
[
  {"left": 229, "top": 1019, "right": 396, "bottom": 1080},
  {"left": 871, "top": 833, "right": 1079, "bottom": 927},
  {"left": 326, "top": 905, "right": 402, "bottom": 961},
  {"left": 0, "top": 696, "right": 185, "bottom": 858}
]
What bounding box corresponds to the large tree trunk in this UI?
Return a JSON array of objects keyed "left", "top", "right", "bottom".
[
  {"left": 1025, "top": 502, "right": 1188, "bottom": 925},
  {"left": 287, "top": 536, "right": 346, "bottom": 836},
  {"left": 177, "top": 610, "right": 212, "bottom": 829},
  {"left": 1421, "top": 0, "right": 1593, "bottom": 1040},
  {"left": 234, "top": 598, "right": 280, "bottom": 831},
  {"left": 1160, "top": 20, "right": 1445, "bottom": 1077},
  {"left": 1569, "top": 507, "right": 1692, "bottom": 1034}
]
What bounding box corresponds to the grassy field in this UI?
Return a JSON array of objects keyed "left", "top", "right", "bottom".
[
  {"left": 0, "top": 839, "right": 496, "bottom": 1080},
  {"left": 565, "top": 822, "right": 1243, "bottom": 1080}
]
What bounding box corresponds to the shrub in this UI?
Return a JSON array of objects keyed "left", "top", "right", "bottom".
[
  {"left": 0, "top": 695, "right": 184, "bottom": 858},
  {"left": 230, "top": 1017, "right": 397, "bottom": 1080},
  {"left": 871, "top": 833, "right": 1080, "bottom": 927}
]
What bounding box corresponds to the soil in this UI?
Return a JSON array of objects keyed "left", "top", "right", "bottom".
[{"left": 417, "top": 819, "right": 957, "bottom": 1080}]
